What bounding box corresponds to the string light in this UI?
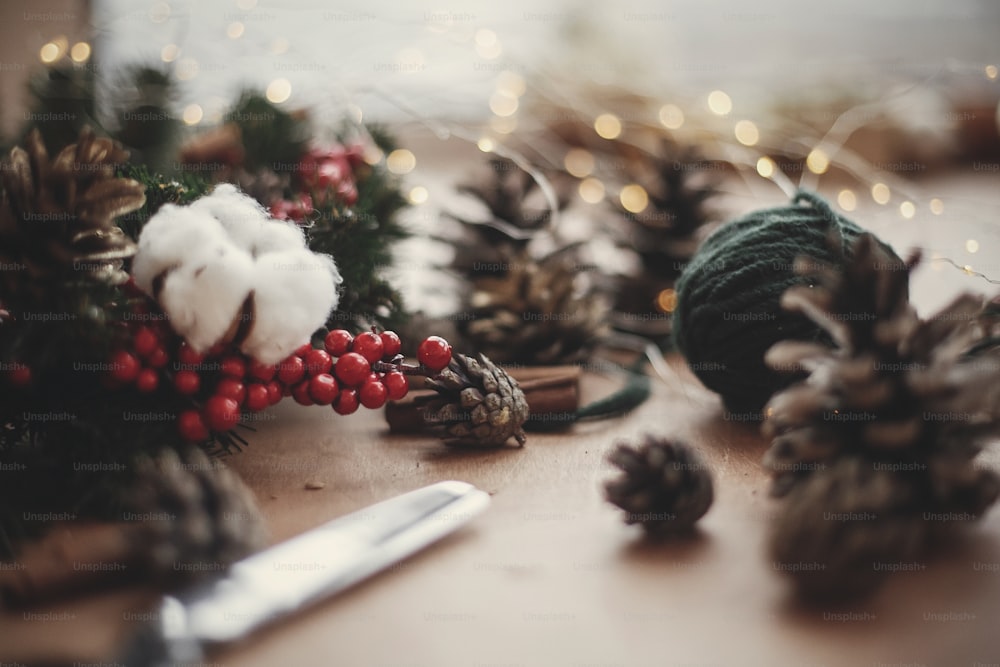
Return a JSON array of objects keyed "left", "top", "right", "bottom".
[
  {"left": 564, "top": 148, "right": 595, "bottom": 178},
  {"left": 658, "top": 104, "right": 684, "bottom": 129},
  {"left": 39, "top": 42, "right": 62, "bottom": 63},
  {"left": 408, "top": 186, "right": 429, "bottom": 205},
  {"left": 707, "top": 90, "right": 732, "bottom": 116},
  {"left": 929, "top": 198, "right": 944, "bottom": 214},
  {"left": 161, "top": 44, "right": 180, "bottom": 62},
  {"left": 733, "top": 120, "right": 759, "bottom": 146},
  {"left": 987, "top": 65, "right": 998, "bottom": 80},
  {"left": 620, "top": 184, "right": 649, "bottom": 213},
  {"left": 578, "top": 178, "right": 604, "bottom": 204},
  {"left": 837, "top": 189, "right": 856, "bottom": 211},
  {"left": 182, "top": 104, "right": 203, "bottom": 125},
  {"left": 70, "top": 42, "right": 91, "bottom": 63},
  {"left": 756, "top": 156, "right": 776, "bottom": 178},
  {"left": 594, "top": 113, "right": 622, "bottom": 139},
  {"left": 476, "top": 137, "right": 495, "bottom": 152},
  {"left": 871, "top": 182, "right": 890, "bottom": 204},
  {"left": 386, "top": 149, "right": 416, "bottom": 175},
  {"left": 656, "top": 288, "right": 678, "bottom": 313},
  {"left": 899, "top": 201, "right": 916, "bottom": 219},
  {"left": 489, "top": 91, "right": 518, "bottom": 117},
  {"left": 806, "top": 148, "right": 830, "bottom": 174},
  {"left": 265, "top": 78, "right": 291, "bottom": 103},
  {"left": 966, "top": 239, "right": 980, "bottom": 253}
]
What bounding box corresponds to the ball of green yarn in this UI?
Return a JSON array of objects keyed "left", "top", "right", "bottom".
[{"left": 672, "top": 191, "right": 900, "bottom": 415}]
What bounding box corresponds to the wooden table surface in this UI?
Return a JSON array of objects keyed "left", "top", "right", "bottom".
[{"left": 1, "top": 166, "right": 999, "bottom": 666}]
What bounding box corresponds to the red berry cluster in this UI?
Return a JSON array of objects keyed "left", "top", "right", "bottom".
[
  {"left": 270, "top": 145, "right": 366, "bottom": 221},
  {"left": 102, "top": 320, "right": 454, "bottom": 444}
]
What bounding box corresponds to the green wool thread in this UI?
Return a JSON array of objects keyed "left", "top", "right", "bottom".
[{"left": 672, "top": 190, "right": 900, "bottom": 414}]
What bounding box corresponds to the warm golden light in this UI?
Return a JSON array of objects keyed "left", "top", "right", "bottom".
[
  {"left": 564, "top": 149, "right": 595, "bottom": 178},
  {"left": 707, "top": 90, "right": 732, "bottom": 116},
  {"left": 734, "top": 120, "right": 759, "bottom": 146},
  {"left": 489, "top": 91, "right": 518, "bottom": 117},
  {"left": 806, "top": 148, "right": 830, "bottom": 174},
  {"left": 475, "top": 29, "right": 501, "bottom": 59},
  {"left": 265, "top": 78, "right": 291, "bottom": 103},
  {"left": 578, "top": 178, "right": 605, "bottom": 204},
  {"left": 756, "top": 156, "right": 776, "bottom": 178},
  {"left": 871, "top": 182, "right": 891, "bottom": 204},
  {"left": 837, "top": 189, "right": 856, "bottom": 211},
  {"left": 656, "top": 288, "right": 678, "bottom": 313},
  {"left": 497, "top": 70, "right": 525, "bottom": 97},
  {"left": 161, "top": 44, "right": 180, "bottom": 62},
  {"left": 39, "top": 42, "right": 61, "bottom": 63},
  {"left": 929, "top": 198, "right": 944, "bottom": 215},
  {"left": 899, "top": 201, "right": 916, "bottom": 219},
  {"left": 227, "top": 22, "right": 245, "bottom": 39},
  {"left": 594, "top": 113, "right": 622, "bottom": 139},
  {"left": 182, "top": 104, "right": 203, "bottom": 126},
  {"left": 620, "top": 184, "right": 649, "bottom": 213},
  {"left": 408, "top": 186, "right": 429, "bottom": 205},
  {"left": 70, "top": 42, "right": 91, "bottom": 63},
  {"left": 386, "top": 149, "right": 416, "bottom": 174},
  {"left": 658, "top": 104, "right": 684, "bottom": 129},
  {"left": 476, "top": 137, "right": 495, "bottom": 152},
  {"left": 966, "top": 239, "right": 980, "bottom": 254},
  {"left": 490, "top": 115, "right": 517, "bottom": 134},
  {"left": 987, "top": 65, "right": 998, "bottom": 80}
]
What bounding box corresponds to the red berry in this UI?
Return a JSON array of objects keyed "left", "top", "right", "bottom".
[
  {"left": 359, "top": 379, "right": 388, "bottom": 409},
  {"left": 203, "top": 395, "right": 240, "bottom": 432},
  {"left": 215, "top": 378, "right": 246, "bottom": 405},
  {"left": 109, "top": 350, "right": 141, "bottom": 384},
  {"left": 136, "top": 368, "right": 159, "bottom": 393},
  {"left": 379, "top": 331, "right": 402, "bottom": 359},
  {"left": 332, "top": 389, "right": 359, "bottom": 415},
  {"left": 266, "top": 380, "right": 283, "bottom": 405},
  {"left": 304, "top": 348, "right": 333, "bottom": 376},
  {"left": 291, "top": 380, "right": 314, "bottom": 406},
  {"left": 245, "top": 383, "right": 270, "bottom": 412},
  {"left": 206, "top": 343, "right": 227, "bottom": 358},
  {"left": 333, "top": 352, "right": 370, "bottom": 387},
  {"left": 6, "top": 364, "right": 31, "bottom": 387},
  {"left": 308, "top": 373, "right": 339, "bottom": 405},
  {"left": 146, "top": 346, "right": 169, "bottom": 369},
  {"left": 132, "top": 327, "right": 159, "bottom": 358},
  {"left": 178, "top": 410, "right": 209, "bottom": 442},
  {"left": 352, "top": 332, "right": 384, "bottom": 363},
  {"left": 383, "top": 371, "right": 409, "bottom": 400},
  {"left": 324, "top": 329, "right": 353, "bottom": 356},
  {"left": 220, "top": 355, "right": 247, "bottom": 379},
  {"left": 177, "top": 343, "right": 204, "bottom": 367},
  {"left": 295, "top": 343, "right": 314, "bottom": 357},
  {"left": 276, "top": 355, "right": 306, "bottom": 385},
  {"left": 248, "top": 359, "right": 276, "bottom": 382},
  {"left": 173, "top": 369, "right": 201, "bottom": 395},
  {"left": 417, "top": 336, "right": 452, "bottom": 372}
]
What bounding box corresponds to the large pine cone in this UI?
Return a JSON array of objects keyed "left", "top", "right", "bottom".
[
  {"left": 0, "top": 128, "right": 144, "bottom": 284},
  {"left": 128, "top": 447, "right": 268, "bottom": 585},
  {"left": 421, "top": 352, "right": 529, "bottom": 448},
  {"left": 458, "top": 249, "right": 610, "bottom": 365},
  {"left": 763, "top": 234, "right": 1000, "bottom": 497},
  {"left": 604, "top": 435, "right": 713, "bottom": 537}
]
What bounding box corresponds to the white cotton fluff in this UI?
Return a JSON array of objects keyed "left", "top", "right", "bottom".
[
  {"left": 131, "top": 204, "right": 231, "bottom": 295},
  {"left": 157, "top": 238, "right": 256, "bottom": 353},
  {"left": 189, "top": 184, "right": 272, "bottom": 253},
  {"left": 240, "top": 249, "right": 342, "bottom": 364}
]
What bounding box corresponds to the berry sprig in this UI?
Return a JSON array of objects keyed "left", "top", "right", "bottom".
[{"left": 100, "top": 317, "right": 454, "bottom": 445}]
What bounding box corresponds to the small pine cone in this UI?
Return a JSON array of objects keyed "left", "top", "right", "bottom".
[
  {"left": 769, "top": 457, "right": 929, "bottom": 601},
  {"left": 127, "top": 447, "right": 268, "bottom": 585},
  {"left": 422, "top": 352, "right": 529, "bottom": 448},
  {"left": 0, "top": 128, "right": 144, "bottom": 284},
  {"left": 604, "top": 436, "right": 713, "bottom": 538}
]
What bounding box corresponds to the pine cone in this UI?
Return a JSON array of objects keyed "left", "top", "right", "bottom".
[
  {"left": 604, "top": 436, "right": 713, "bottom": 537},
  {"left": 458, "top": 249, "right": 610, "bottom": 364},
  {"left": 128, "top": 447, "right": 268, "bottom": 585},
  {"left": 0, "top": 128, "right": 144, "bottom": 284},
  {"left": 421, "top": 352, "right": 529, "bottom": 448},
  {"left": 762, "top": 233, "right": 1000, "bottom": 497}
]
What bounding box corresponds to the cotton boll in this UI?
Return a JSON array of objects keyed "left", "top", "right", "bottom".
[
  {"left": 191, "top": 184, "right": 271, "bottom": 252},
  {"left": 248, "top": 218, "right": 307, "bottom": 255},
  {"left": 240, "top": 249, "right": 341, "bottom": 364},
  {"left": 132, "top": 205, "right": 230, "bottom": 295},
  {"left": 158, "top": 240, "right": 256, "bottom": 352}
]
